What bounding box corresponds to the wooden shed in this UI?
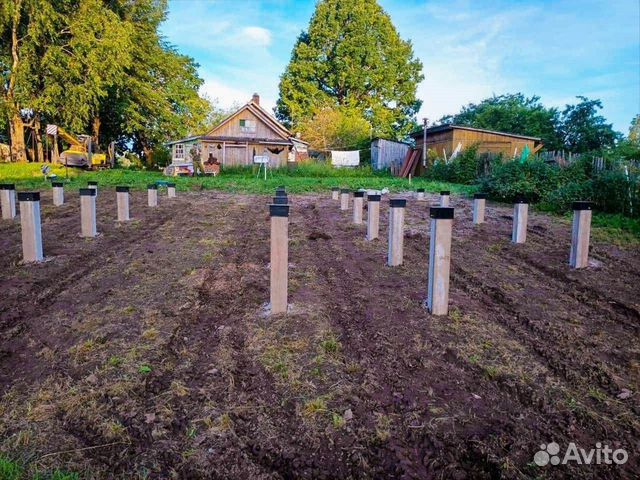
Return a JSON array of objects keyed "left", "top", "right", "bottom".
[
  {"left": 411, "top": 125, "right": 542, "bottom": 160},
  {"left": 371, "top": 138, "right": 410, "bottom": 170}
]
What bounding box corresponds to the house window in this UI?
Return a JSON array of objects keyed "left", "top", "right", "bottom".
[
  {"left": 174, "top": 144, "right": 184, "bottom": 159},
  {"left": 239, "top": 119, "right": 256, "bottom": 133}
]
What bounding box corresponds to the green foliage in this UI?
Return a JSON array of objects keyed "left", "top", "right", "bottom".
[
  {"left": 559, "top": 97, "right": 621, "bottom": 153},
  {"left": 539, "top": 181, "right": 593, "bottom": 213},
  {"left": 298, "top": 106, "right": 372, "bottom": 152},
  {"left": 1, "top": 0, "right": 209, "bottom": 162},
  {"left": 591, "top": 170, "right": 639, "bottom": 217},
  {"left": 276, "top": 0, "right": 423, "bottom": 140},
  {"left": 479, "top": 158, "right": 584, "bottom": 203},
  {"left": 439, "top": 94, "right": 562, "bottom": 150},
  {"left": 439, "top": 94, "right": 621, "bottom": 153},
  {"left": 427, "top": 145, "right": 482, "bottom": 184},
  {"left": 479, "top": 157, "right": 639, "bottom": 218}
]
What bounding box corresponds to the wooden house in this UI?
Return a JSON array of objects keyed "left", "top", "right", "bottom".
[
  {"left": 371, "top": 138, "right": 410, "bottom": 170},
  {"left": 411, "top": 124, "right": 542, "bottom": 160},
  {"left": 166, "top": 94, "right": 308, "bottom": 169}
]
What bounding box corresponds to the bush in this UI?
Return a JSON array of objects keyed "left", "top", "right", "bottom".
[
  {"left": 479, "top": 156, "right": 640, "bottom": 217},
  {"left": 591, "top": 170, "right": 639, "bottom": 217},
  {"left": 477, "top": 159, "right": 561, "bottom": 202},
  {"left": 426, "top": 145, "right": 480, "bottom": 184},
  {"left": 539, "top": 180, "right": 594, "bottom": 213},
  {"left": 116, "top": 152, "right": 145, "bottom": 170}
]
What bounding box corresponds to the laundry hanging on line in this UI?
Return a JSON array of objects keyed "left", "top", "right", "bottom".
[{"left": 331, "top": 150, "right": 360, "bottom": 167}]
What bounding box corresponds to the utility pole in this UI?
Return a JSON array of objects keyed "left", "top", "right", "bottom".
[{"left": 422, "top": 117, "right": 428, "bottom": 167}]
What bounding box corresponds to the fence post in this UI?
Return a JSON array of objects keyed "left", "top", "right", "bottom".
[
  {"left": 270, "top": 203, "right": 289, "bottom": 314},
  {"left": 512, "top": 195, "right": 528, "bottom": 244},
  {"left": 18, "top": 192, "right": 44, "bottom": 262},
  {"left": 340, "top": 189, "right": 350, "bottom": 211},
  {"left": 427, "top": 207, "right": 454, "bottom": 315},
  {"left": 473, "top": 193, "right": 487, "bottom": 224},
  {"left": 366, "top": 194, "right": 381, "bottom": 240},
  {"left": 147, "top": 184, "right": 158, "bottom": 207},
  {"left": 416, "top": 188, "right": 425, "bottom": 201},
  {"left": 440, "top": 190, "right": 450, "bottom": 207},
  {"left": 331, "top": 187, "right": 339, "bottom": 200},
  {"left": 88, "top": 181, "right": 98, "bottom": 195},
  {"left": 0, "top": 184, "right": 17, "bottom": 220},
  {"left": 570, "top": 201, "right": 593, "bottom": 269},
  {"left": 353, "top": 190, "right": 364, "bottom": 224},
  {"left": 387, "top": 198, "right": 406, "bottom": 266},
  {"left": 52, "top": 182, "right": 64, "bottom": 206},
  {"left": 80, "top": 188, "right": 97, "bottom": 237},
  {"left": 167, "top": 182, "right": 176, "bottom": 198},
  {"left": 117, "top": 186, "right": 130, "bottom": 221}
]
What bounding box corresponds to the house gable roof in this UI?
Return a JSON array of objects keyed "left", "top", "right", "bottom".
[{"left": 207, "top": 100, "right": 292, "bottom": 141}]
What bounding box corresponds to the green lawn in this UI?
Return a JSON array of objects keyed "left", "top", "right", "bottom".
[
  {"left": 2, "top": 162, "right": 638, "bottom": 241},
  {"left": 0, "top": 162, "right": 473, "bottom": 195}
]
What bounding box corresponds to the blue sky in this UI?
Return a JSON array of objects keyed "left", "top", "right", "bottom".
[{"left": 162, "top": 0, "right": 640, "bottom": 133}]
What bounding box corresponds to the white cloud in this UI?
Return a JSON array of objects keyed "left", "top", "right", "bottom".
[
  {"left": 200, "top": 75, "right": 277, "bottom": 114},
  {"left": 239, "top": 26, "right": 272, "bottom": 47}
]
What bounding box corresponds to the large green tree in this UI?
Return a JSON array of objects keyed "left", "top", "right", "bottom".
[
  {"left": 1, "top": 0, "right": 210, "bottom": 164},
  {"left": 558, "top": 96, "right": 620, "bottom": 153},
  {"left": 0, "top": 0, "right": 132, "bottom": 162},
  {"left": 438, "top": 93, "right": 563, "bottom": 150},
  {"left": 93, "top": 0, "right": 210, "bottom": 165},
  {"left": 276, "top": 0, "right": 423, "bottom": 141}
]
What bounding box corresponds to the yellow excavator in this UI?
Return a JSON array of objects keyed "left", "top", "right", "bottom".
[{"left": 54, "top": 125, "right": 114, "bottom": 169}]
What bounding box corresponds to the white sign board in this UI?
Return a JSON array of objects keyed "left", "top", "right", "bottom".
[
  {"left": 331, "top": 150, "right": 360, "bottom": 167},
  {"left": 253, "top": 155, "right": 269, "bottom": 164}
]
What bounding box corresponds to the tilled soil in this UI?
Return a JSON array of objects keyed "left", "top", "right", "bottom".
[{"left": 0, "top": 189, "right": 638, "bottom": 479}]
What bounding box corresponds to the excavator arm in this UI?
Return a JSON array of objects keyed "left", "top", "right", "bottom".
[{"left": 56, "top": 126, "right": 85, "bottom": 148}]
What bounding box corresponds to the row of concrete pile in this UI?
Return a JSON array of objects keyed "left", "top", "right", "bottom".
[{"left": 0, "top": 182, "right": 177, "bottom": 263}]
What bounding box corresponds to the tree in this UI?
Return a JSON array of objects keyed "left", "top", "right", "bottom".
[
  {"left": 0, "top": 0, "right": 132, "bottom": 162},
  {"left": 276, "top": 0, "right": 423, "bottom": 140},
  {"left": 438, "top": 93, "right": 563, "bottom": 150},
  {"left": 95, "top": 0, "right": 209, "bottom": 166},
  {"left": 1, "top": 0, "right": 209, "bottom": 165},
  {"left": 559, "top": 97, "right": 620, "bottom": 153},
  {"left": 298, "top": 106, "right": 372, "bottom": 152}
]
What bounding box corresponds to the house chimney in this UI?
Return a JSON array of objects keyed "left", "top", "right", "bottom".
[{"left": 252, "top": 93, "right": 260, "bottom": 105}]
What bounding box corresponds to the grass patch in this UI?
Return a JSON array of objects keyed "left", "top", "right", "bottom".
[
  {"left": 590, "top": 213, "right": 640, "bottom": 245},
  {"left": 302, "top": 396, "right": 328, "bottom": 417},
  {"left": 0, "top": 163, "right": 474, "bottom": 195},
  {"left": 0, "top": 456, "right": 79, "bottom": 480}
]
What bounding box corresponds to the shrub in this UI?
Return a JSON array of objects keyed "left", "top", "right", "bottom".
[
  {"left": 591, "top": 170, "right": 639, "bottom": 217},
  {"left": 426, "top": 145, "right": 480, "bottom": 184},
  {"left": 478, "top": 159, "right": 561, "bottom": 202},
  {"left": 539, "top": 180, "right": 594, "bottom": 213}
]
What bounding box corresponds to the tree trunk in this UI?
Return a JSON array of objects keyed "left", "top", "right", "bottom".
[
  {"left": 9, "top": 114, "right": 27, "bottom": 162},
  {"left": 34, "top": 115, "right": 44, "bottom": 163},
  {"left": 92, "top": 116, "right": 101, "bottom": 145},
  {"left": 142, "top": 144, "right": 154, "bottom": 168}
]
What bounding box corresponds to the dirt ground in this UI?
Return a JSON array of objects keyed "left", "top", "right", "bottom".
[{"left": 0, "top": 189, "right": 638, "bottom": 479}]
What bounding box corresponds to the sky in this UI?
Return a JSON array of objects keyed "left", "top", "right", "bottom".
[{"left": 161, "top": 0, "right": 640, "bottom": 134}]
